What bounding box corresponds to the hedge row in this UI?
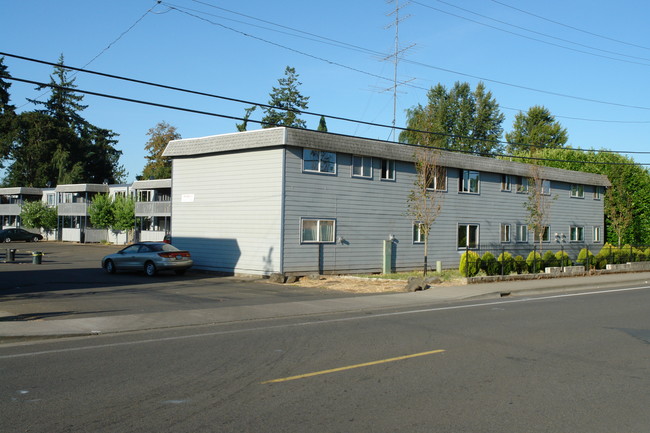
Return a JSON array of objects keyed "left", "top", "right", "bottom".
[{"left": 459, "top": 243, "right": 650, "bottom": 277}]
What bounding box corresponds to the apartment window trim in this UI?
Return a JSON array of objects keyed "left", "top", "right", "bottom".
[
  {"left": 516, "top": 224, "right": 529, "bottom": 243},
  {"left": 570, "top": 184, "right": 585, "bottom": 199},
  {"left": 300, "top": 218, "right": 336, "bottom": 244},
  {"left": 593, "top": 186, "right": 602, "bottom": 200},
  {"left": 413, "top": 222, "right": 426, "bottom": 244},
  {"left": 500, "top": 223, "right": 511, "bottom": 243},
  {"left": 570, "top": 225, "right": 585, "bottom": 242},
  {"left": 458, "top": 170, "right": 480, "bottom": 194},
  {"left": 501, "top": 175, "right": 512, "bottom": 192},
  {"left": 535, "top": 226, "right": 551, "bottom": 243},
  {"left": 516, "top": 176, "right": 529, "bottom": 194},
  {"left": 303, "top": 149, "right": 337, "bottom": 175},
  {"left": 541, "top": 180, "right": 551, "bottom": 196},
  {"left": 425, "top": 166, "right": 448, "bottom": 192},
  {"left": 351, "top": 155, "right": 372, "bottom": 179},
  {"left": 457, "top": 223, "right": 480, "bottom": 249},
  {"left": 380, "top": 159, "right": 395, "bottom": 181},
  {"left": 593, "top": 226, "right": 602, "bottom": 243}
]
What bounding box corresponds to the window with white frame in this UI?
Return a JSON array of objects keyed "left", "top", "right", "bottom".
[
  {"left": 593, "top": 186, "right": 602, "bottom": 200},
  {"left": 501, "top": 175, "right": 511, "bottom": 191},
  {"left": 138, "top": 190, "right": 153, "bottom": 202},
  {"left": 458, "top": 223, "right": 479, "bottom": 249},
  {"left": 516, "top": 224, "right": 528, "bottom": 242},
  {"left": 459, "top": 170, "right": 480, "bottom": 194},
  {"left": 46, "top": 193, "right": 56, "bottom": 206},
  {"left": 381, "top": 159, "right": 395, "bottom": 180},
  {"left": 541, "top": 180, "right": 551, "bottom": 195},
  {"left": 535, "top": 226, "right": 550, "bottom": 242},
  {"left": 303, "top": 149, "right": 336, "bottom": 174},
  {"left": 500, "top": 223, "right": 511, "bottom": 243},
  {"left": 516, "top": 176, "right": 528, "bottom": 193},
  {"left": 593, "top": 226, "right": 602, "bottom": 243},
  {"left": 352, "top": 155, "right": 372, "bottom": 178},
  {"left": 570, "top": 226, "right": 584, "bottom": 242},
  {"left": 426, "top": 166, "right": 447, "bottom": 191},
  {"left": 413, "top": 222, "right": 426, "bottom": 243},
  {"left": 570, "top": 184, "right": 584, "bottom": 198},
  {"left": 301, "top": 218, "right": 335, "bottom": 243}
]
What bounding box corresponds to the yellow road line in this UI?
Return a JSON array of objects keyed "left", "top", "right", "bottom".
[{"left": 261, "top": 349, "right": 445, "bottom": 384}]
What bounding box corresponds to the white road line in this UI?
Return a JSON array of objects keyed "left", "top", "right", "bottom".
[{"left": 1, "top": 284, "right": 649, "bottom": 359}]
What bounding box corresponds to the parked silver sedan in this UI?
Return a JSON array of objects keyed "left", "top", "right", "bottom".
[{"left": 102, "top": 242, "right": 193, "bottom": 276}]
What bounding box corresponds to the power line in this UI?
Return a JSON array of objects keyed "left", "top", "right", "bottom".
[
  {"left": 489, "top": 0, "right": 650, "bottom": 52},
  {"left": 158, "top": 2, "right": 650, "bottom": 115},
  {"left": 414, "top": 0, "right": 650, "bottom": 65},
  {"left": 6, "top": 73, "right": 650, "bottom": 164}
]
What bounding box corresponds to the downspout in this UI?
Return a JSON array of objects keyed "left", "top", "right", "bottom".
[{"left": 279, "top": 130, "right": 287, "bottom": 274}]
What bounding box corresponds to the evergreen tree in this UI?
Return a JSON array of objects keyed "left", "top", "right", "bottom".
[
  {"left": 505, "top": 105, "right": 568, "bottom": 154},
  {"left": 400, "top": 81, "right": 504, "bottom": 155},
  {"left": 317, "top": 115, "right": 328, "bottom": 132},
  {"left": 0, "top": 56, "right": 16, "bottom": 166},
  {"left": 141, "top": 121, "right": 180, "bottom": 180},
  {"left": 236, "top": 106, "right": 257, "bottom": 132},
  {"left": 261, "top": 66, "right": 310, "bottom": 128}
]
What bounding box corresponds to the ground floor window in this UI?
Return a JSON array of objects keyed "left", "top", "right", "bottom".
[
  {"left": 500, "top": 223, "right": 511, "bottom": 243},
  {"left": 413, "top": 223, "right": 426, "bottom": 243},
  {"left": 593, "top": 226, "right": 602, "bottom": 243},
  {"left": 458, "top": 224, "right": 479, "bottom": 249},
  {"left": 570, "top": 226, "right": 584, "bottom": 242},
  {"left": 534, "top": 226, "right": 550, "bottom": 242},
  {"left": 301, "top": 218, "right": 335, "bottom": 243},
  {"left": 516, "top": 224, "right": 528, "bottom": 243}
]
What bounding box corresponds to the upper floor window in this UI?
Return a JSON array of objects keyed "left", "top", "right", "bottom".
[
  {"left": 46, "top": 193, "right": 56, "bottom": 206},
  {"left": 303, "top": 149, "right": 336, "bottom": 174},
  {"left": 501, "top": 175, "right": 511, "bottom": 191},
  {"left": 301, "top": 218, "right": 335, "bottom": 243},
  {"left": 459, "top": 170, "right": 480, "bottom": 194},
  {"left": 138, "top": 190, "right": 153, "bottom": 202},
  {"left": 426, "top": 166, "right": 447, "bottom": 191},
  {"left": 352, "top": 155, "right": 372, "bottom": 178},
  {"left": 593, "top": 186, "right": 602, "bottom": 200},
  {"left": 541, "top": 180, "right": 551, "bottom": 195},
  {"left": 516, "top": 176, "right": 528, "bottom": 193},
  {"left": 571, "top": 184, "right": 584, "bottom": 198},
  {"left": 381, "top": 159, "right": 395, "bottom": 180}
]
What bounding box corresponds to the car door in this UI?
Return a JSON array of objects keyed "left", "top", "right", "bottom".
[{"left": 114, "top": 245, "right": 142, "bottom": 270}]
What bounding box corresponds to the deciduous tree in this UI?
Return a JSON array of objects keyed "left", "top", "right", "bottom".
[
  {"left": 141, "top": 121, "right": 180, "bottom": 180},
  {"left": 505, "top": 105, "right": 568, "bottom": 154}
]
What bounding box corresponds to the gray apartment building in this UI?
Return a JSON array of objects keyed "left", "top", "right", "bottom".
[{"left": 163, "top": 127, "right": 610, "bottom": 276}]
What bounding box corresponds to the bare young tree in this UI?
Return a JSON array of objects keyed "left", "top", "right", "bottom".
[
  {"left": 604, "top": 176, "right": 633, "bottom": 247},
  {"left": 407, "top": 148, "right": 445, "bottom": 275},
  {"left": 524, "top": 164, "right": 555, "bottom": 252}
]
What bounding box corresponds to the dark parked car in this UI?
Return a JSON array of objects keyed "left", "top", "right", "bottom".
[
  {"left": 101, "top": 242, "right": 193, "bottom": 276},
  {"left": 0, "top": 228, "right": 43, "bottom": 243}
]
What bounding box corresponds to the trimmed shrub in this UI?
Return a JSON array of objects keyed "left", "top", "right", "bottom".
[
  {"left": 497, "top": 251, "right": 515, "bottom": 275},
  {"left": 526, "top": 251, "right": 543, "bottom": 273},
  {"left": 633, "top": 248, "right": 647, "bottom": 262},
  {"left": 459, "top": 251, "right": 481, "bottom": 277},
  {"left": 514, "top": 255, "right": 527, "bottom": 274},
  {"left": 555, "top": 250, "right": 573, "bottom": 267},
  {"left": 576, "top": 248, "right": 596, "bottom": 269},
  {"left": 481, "top": 251, "right": 499, "bottom": 276},
  {"left": 542, "top": 250, "right": 558, "bottom": 268}
]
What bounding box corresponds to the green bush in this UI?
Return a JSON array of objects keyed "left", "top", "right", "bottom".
[
  {"left": 480, "top": 251, "right": 499, "bottom": 276},
  {"left": 633, "top": 248, "right": 647, "bottom": 262},
  {"left": 514, "top": 255, "right": 527, "bottom": 274},
  {"left": 497, "top": 251, "right": 515, "bottom": 275},
  {"left": 594, "top": 249, "right": 608, "bottom": 269},
  {"left": 459, "top": 251, "right": 481, "bottom": 277},
  {"left": 576, "top": 248, "right": 596, "bottom": 269},
  {"left": 542, "top": 250, "right": 558, "bottom": 268},
  {"left": 555, "top": 250, "right": 573, "bottom": 267},
  {"left": 526, "top": 251, "right": 543, "bottom": 273}
]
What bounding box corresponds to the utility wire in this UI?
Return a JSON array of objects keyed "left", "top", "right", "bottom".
[
  {"left": 489, "top": 0, "right": 650, "bottom": 52},
  {"left": 160, "top": 2, "right": 650, "bottom": 115},
  {"left": 6, "top": 73, "right": 650, "bottom": 163}
]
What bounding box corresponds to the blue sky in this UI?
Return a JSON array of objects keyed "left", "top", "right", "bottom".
[{"left": 2, "top": 0, "right": 650, "bottom": 182}]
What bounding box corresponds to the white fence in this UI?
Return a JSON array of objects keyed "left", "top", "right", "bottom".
[{"left": 139, "top": 230, "right": 166, "bottom": 242}]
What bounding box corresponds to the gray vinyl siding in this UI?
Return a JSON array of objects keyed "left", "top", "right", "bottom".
[
  {"left": 170, "top": 148, "right": 283, "bottom": 275},
  {"left": 282, "top": 148, "right": 606, "bottom": 273}
]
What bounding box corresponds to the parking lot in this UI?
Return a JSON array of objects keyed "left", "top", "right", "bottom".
[{"left": 0, "top": 242, "right": 354, "bottom": 323}]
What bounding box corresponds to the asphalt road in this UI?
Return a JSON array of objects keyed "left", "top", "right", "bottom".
[{"left": 1, "top": 281, "right": 649, "bottom": 432}]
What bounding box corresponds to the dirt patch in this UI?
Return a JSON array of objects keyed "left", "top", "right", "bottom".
[{"left": 288, "top": 276, "right": 408, "bottom": 293}]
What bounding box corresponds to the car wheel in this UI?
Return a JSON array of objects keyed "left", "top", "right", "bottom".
[
  {"left": 4, "top": 237, "right": 11, "bottom": 243},
  {"left": 104, "top": 259, "right": 116, "bottom": 274},
  {"left": 32, "top": 236, "right": 40, "bottom": 242},
  {"left": 174, "top": 269, "right": 187, "bottom": 276},
  {"left": 144, "top": 261, "right": 157, "bottom": 277}
]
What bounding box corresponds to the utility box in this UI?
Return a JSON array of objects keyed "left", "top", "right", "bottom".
[{"left": 382, "top": 240, "right": 393, "bottom": 274}]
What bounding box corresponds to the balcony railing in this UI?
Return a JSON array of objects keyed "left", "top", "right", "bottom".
[{"left": 135, "top": 201, "right": 171, "bottom": 216}]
